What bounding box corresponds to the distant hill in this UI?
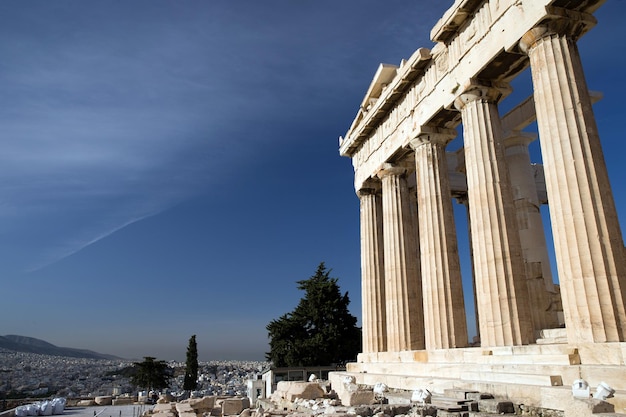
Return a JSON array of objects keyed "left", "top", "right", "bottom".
[{"left": 0, "top": 335, "right": 122, "bottom": 360}]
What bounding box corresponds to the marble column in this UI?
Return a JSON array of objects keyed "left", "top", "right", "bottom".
[
  {"left": 377, "top": 163, "right": 425, "bottom": 351},
  {"left": 520, "top": 19, "right": 626, "bottom": 343},
  {"left": 503, "top": 132, "right": 559, "bottom": 332},
  {"left": 454, "top": 81, "right": 534, "bottom": 347},
  {"left": 357, "top": 182, "right": 387, "bottom": 353},
  {"left": 410, "top": 128, "right": 468, "bottom": 349}
]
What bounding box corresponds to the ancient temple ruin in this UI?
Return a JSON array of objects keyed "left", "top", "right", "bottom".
[{"left": 335, "top": 0, "right": 626, "bottom": 411}]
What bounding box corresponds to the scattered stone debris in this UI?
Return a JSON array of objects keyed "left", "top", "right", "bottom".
[{"left": 135, "top": 380, "right": 625, "bottom": 417}]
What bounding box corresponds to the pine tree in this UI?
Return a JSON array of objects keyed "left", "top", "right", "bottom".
[
  {"left": 130, "top": 357, "right": 172, "bottom": 391},
  {"left": 266, "top": 262, "right": 361, "bottom": 367},
  {"left": 183, "top": 335, "right": 198, "bottom": 391}
]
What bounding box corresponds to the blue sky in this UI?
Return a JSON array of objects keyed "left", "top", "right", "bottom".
[{"left": 1, "top": 1, "right": 625, "bottom": 362}]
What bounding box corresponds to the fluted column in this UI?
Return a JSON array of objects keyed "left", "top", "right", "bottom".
[
  {"left": 409, "top": 127, "right": 468, "bottom": 349},
  {"left": 521, "top": 17, "right": 626, "bottom": 343},
  {"left": 377, "top": 164, "right": 425, "bottom": 351},
  {"left": 503, "top": 132, "right": 559, "bottom": 333},
  {"left": 358, "top": 182, "right": 387, "bottom": 353},
  {"left": 454, "top": 81, "right": 534, "bottom": 346}
]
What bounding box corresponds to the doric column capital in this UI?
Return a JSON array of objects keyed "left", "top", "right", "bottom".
[
  {"left": 408, "top": 125, "right": 457, "bottom": 150},
  {"left": 453, "top": 79, "right": 511, "bottom": 111},
  {"left": 376, "top": 163, "right": 407, "bottom": 180},
  {"left": 502, "top": 130, "right": 538, "bottom": 148},
  {"left": 356, "top": 188, "right": 376, "bottom": 198},
  {"left": 357, "top": 179, "right": 381, "bottom": 198},
  {"left": 519, "top": 7, "right": 596, "bottom": 54}
]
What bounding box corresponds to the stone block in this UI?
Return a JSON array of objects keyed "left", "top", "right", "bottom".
[
  {"left": 94, "top": 396, "right": 112, "bottom": 405},
  {"left": 478, "top": 399, "right": 514, "bottom": 414},
  {"left": 178, "top": 412, "right": 197, "bottom": 417},
  {"left": 285, "top": 382, "right": 326, "bottom": 401},
  {"left": 443, "top": 389, "right": 478, "bottom": 400},
  {"left": 338, "top": 389, "right": 376, "bottom": 406},
  {"left": 563, "top": 398, "right": 614, "bottom": 416},
  {"left": 188, "top": 396, "right": 216, "bottom": 411},
  {"left": 466, "top": 392, "right": 493, "bottom": 401},
  {"left": 222, "top": 398, "right": 250, "bottom": 416},
  {"left": 430, "top": 396, "right": 470, "bottom": 410}
]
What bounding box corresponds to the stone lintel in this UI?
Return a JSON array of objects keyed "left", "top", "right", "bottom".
[
  {"left": 354, "top": 148, "right": 551, "bottom": 200},
  {"left": 501, "top": 90, "right": 602, "bottom": 133},
  {"left": 501, "top": 95, "right": 536, "bottom": 133}
]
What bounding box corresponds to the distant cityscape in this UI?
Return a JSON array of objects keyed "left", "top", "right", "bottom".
[{"left": 0, "top": 348, "right": 270, "bottom": 401}]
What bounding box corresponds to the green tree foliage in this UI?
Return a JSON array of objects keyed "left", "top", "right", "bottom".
[
  {"left": 130, "top": 357, "right": 172, "bottom": 391},
  {"left": 266, "top": 262, "right": 361, "bottom": 367},
  {"left": 183, "top": 335, "right": 198, "bottom": 391}
]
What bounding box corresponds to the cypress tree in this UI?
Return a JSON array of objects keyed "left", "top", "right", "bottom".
[{"left": 183, "top": 335, "right": 198, "bottom": 391}]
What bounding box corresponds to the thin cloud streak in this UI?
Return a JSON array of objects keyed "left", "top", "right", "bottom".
[{"left": 0, "top": 2, "right": 508, "bottom": 273}]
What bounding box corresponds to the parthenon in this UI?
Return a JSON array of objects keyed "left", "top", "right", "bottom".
[{"left": 334, "top": 0, "right": 626, "bottom": 412}]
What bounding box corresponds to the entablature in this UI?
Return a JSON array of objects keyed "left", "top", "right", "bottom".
[{"left": 340, "top": 0, "right": 602, "bottom": 191}]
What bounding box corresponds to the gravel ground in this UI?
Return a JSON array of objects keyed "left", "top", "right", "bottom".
[{"left": 63, "top": 405, "right": 153, "bottom": 417}]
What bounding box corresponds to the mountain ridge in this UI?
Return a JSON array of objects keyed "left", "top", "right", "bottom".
[{"left": 0, "top": 335, "right": 122, "bottom": 360}]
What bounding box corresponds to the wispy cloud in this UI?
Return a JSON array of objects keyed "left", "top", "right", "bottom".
[
  {"left": 0, "top": 8, "right": 244, "bottom": 270},
  {"left": 0, "top": 1, "right": 451, "bottom": 272}
]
